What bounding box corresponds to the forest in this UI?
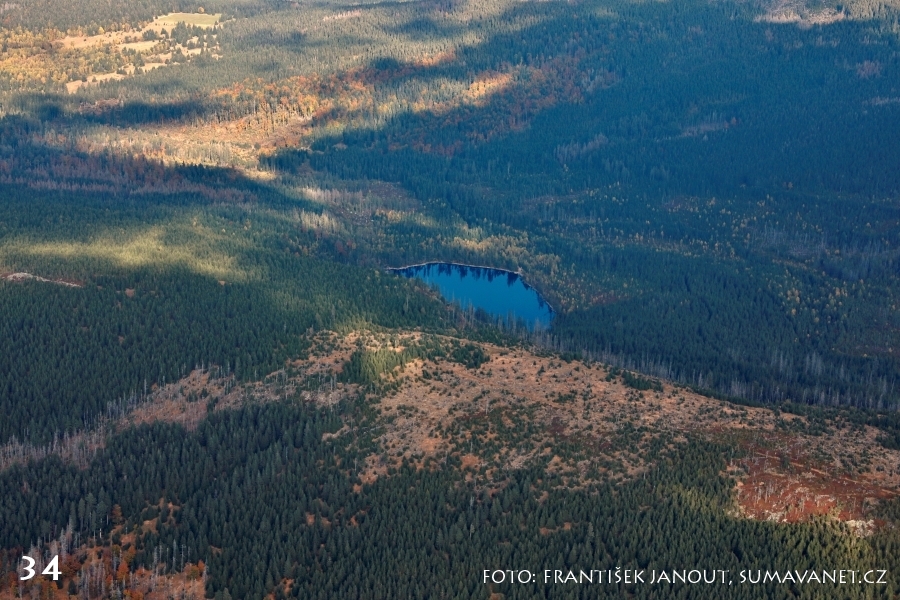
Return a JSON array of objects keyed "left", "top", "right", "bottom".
[
  {"left": 1, "top": 0, "right": 899, "bottom": 596},
  {"left": 2, "top": 400, "right": 900, "bottom": 599},
  {"left": 0, "top": 0, "right": 896, "bottom": 413}
]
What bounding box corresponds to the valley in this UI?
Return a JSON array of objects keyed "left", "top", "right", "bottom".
[{"left": 1, "top": 0, "right": 899, "bottom": 596}]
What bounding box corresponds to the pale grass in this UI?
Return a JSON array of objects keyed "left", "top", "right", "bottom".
[
  {"left": 121, "top": 41, "right": 159, "bottom": 52},
  {"left": 52, "top": 12, "right": 221, "bottom": 93},
  {"left": 58, "top": 14, "right": 220, "bottom": 50},
  {"left": 65, "top": 72, "right": 126, "bottom": 93},
  {"left": 154, "top": 12, "right": 222, "bottom": 28}
]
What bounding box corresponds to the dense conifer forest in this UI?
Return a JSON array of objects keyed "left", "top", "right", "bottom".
[
  {"left": 1, "top": 0, "right": 899, "bottom": 596},
  {"left": 2, "top": 401, "right": 900, "bottom": 599}
]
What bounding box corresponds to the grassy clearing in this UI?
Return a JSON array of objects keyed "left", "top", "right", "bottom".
[{"left": 154, "top": 12, "right": 222, "bottom": 28}]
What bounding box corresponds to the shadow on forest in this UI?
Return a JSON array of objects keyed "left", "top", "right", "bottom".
[
  {"left": 265, "top": 0, "right": 900, "bottom": 200},
  {"left": 10, "top": 95, "right": 221, "bottom": 128},
  {"left": 0, "top": 0, "right": 897, "bottom": 428},
  {"left": 386, "top": 16, "right": 468, "bottom": 40},
  {"left": 249, "top": 0, "right": 899, "bottom": 410},
  {"left": 4, "top": 0, "right": 899, "bottom": 210}
]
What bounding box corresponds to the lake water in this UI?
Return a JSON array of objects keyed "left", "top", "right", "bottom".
[{"left": 391, "top": 263, "right": 553, "bottom": 330}]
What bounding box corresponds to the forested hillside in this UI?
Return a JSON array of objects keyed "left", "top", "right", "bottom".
[
  {"left": 0, "top": 182, "right": 460, "bottom": 443},
  {"left": 1, "top": 0, "right": 897, "bottom": 414},
  {"left": 3, "top": 388, "right": 900, "bottom": 599},
  {"left": 1, "top": 0, "right": 900, "bottom": 596}
]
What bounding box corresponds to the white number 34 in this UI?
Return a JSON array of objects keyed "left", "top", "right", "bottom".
[{"left": 20, "top": 555, "right": 60, "bottom": 581}]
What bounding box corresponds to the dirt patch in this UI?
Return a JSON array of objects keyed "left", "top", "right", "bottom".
[
  {"left": 734, "top": 461, "right": 895, "bottom": 528},
  {"left": 729, "top": 428, "right": 900, "bottom": 526}
]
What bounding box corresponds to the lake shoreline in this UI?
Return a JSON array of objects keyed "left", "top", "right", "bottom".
[
  {"left": 386, "top": 261, "right": 524, "bottom": 277},
  {"left": 387, "top": 261, "right": 556, "bottom": 319}
]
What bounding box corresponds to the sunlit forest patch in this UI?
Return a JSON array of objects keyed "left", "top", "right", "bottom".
[{"left": 1, "top": 225, "right": 248, "bottom": 280}]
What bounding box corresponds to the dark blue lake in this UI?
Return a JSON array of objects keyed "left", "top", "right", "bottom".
[{"left": 391, "top": 263, "right": 553, "bottom": 330}]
